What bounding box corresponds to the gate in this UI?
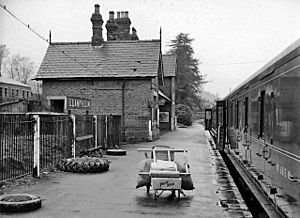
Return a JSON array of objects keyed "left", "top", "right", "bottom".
[
  {"left": 97, "top": 115, "right": 121, "bottom": 149},
  {"left": 39, "top": 114, "right": 72, "bottom": 167},
  {"left": 73, "top": 115, "right": 94, "bottom": 156},
  {"left": 0, "top": 114, "right": 34, "bottom": 181}
]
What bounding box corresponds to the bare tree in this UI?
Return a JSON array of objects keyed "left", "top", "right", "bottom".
[
  {"left": 0, "top": 44, "right": 10, "bottom": 77},
  {"left": 6, "top": 54, "right": 35, "bottom": 84}
]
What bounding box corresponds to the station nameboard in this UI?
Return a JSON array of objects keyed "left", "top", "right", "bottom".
[{"left": 67, "top": 97, "right": 91, "bottom": 109}]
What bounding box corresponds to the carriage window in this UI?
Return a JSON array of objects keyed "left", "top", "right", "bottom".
[
  {"left": 230, "top": 103, "right": 233, "bottom": 126},
  {"left": 259, "top": 90, "right": 265, "bottom": 138},
  {"left": 236, "top": 101, "right": 239, "bottom": 129},
  {"left": 270, "top": 92, "right": 274, "bottom": 144},
  {"left": 244, "top": 97, "right": 248, "bottom": 128}
]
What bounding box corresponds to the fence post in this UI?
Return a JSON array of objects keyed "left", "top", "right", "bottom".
[
  {"left": 70, "top": 114, "right": 76, "bottom": 158},
  {"left": 105, "top": 115, "right": 108, "bottom": 149},
  {"left": 148, "top": 120, "right": 153, "bottom": 141},
  {"left": 94, "top": 115, "right": 98, "bottom": 147},
  {"left": 67, "top": 115, "right": 72, "bottom": 157},
  {"left": 33, "top": 115, "right": 40, "bottom": 178}
]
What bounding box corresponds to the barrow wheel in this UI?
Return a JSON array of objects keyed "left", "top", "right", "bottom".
[
  {"left": 0, "top": 194, "right": 41, "bottom": 212},
  {"left": 154, "top": 190, "right": 158, "bottom": 200},
  {"left": 106, "top": 149, "right": 127, "bottom": 156}
]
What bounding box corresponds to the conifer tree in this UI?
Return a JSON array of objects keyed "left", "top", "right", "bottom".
[{"left": 167, "top": 33, "right": 206, "bottom": 109}]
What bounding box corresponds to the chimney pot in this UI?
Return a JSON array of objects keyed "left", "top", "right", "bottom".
[
  {"left": 117, "top": 11, "right": 120, "bottom": 19},
  {"left": 125, "top": 11, "right": 129, "bottom": 18},
  {"left": 109, "top": 11, "right": 114, "bottom": 20},
  {"left": 121, "top": 11, "right": 125, "bottom": 18},
  {"left": 94, "top": 4, "right": 100, "bottom": 13}
]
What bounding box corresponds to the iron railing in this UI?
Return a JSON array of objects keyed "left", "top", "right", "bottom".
[
  {"left": 39, "top": 115, "right": 72, "bottom": 169},
  {"left": 0, "top": 114, "right": 34, "bottom": 181},
  {"left": 1, "top": 113, "right": 121, "bottom": 182}
]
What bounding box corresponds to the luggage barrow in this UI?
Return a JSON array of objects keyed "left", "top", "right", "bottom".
[{"left": 138, "top": 146, "right": 191, "bottom": 200}]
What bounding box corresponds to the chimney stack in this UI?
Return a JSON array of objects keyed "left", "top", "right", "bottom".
[
  {"left": 105, "top": 9, "right": 135, "bottom": 41},
  {"left": 90, "top": 4, "right": 104, "bottom": 46},
  {"left": 106, "top": 11, "right": 118, "bottom": 41},
  {"left": 115, "top": 11, "right": 131, "bottom": 40}
]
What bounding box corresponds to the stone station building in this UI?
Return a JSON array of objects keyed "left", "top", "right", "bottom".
[{"left": 35, "top": 4, "right": 176, "bottom": 142}]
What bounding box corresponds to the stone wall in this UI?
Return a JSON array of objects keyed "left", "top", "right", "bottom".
[{"left": 42, "top": 78, "right": 158, "bottom": 142}]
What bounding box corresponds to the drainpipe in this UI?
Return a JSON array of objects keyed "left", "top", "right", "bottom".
[{"left": 122, "top": 80, "right": 126, "bottom": 141}]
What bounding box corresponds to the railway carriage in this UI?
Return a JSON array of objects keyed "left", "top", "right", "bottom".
[{"left": 206, "top": 38, "right": 300, "bottom": 217}]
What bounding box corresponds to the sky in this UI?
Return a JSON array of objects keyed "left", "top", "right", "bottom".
[{"left": 1, "top": 0, "right": 300, "bottom": 98}]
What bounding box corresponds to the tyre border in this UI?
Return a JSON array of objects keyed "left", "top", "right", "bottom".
[
  {"left": 0, "top": 193, "right": 42, "bottom": 213},
  {"left": 106, "top": 149, "right": 127, "bottom": 156},
  {"left": 59, "top": 157, "right": 110, "bottom": 173}
]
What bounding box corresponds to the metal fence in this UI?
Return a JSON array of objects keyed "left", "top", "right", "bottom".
[
  {"left": 39, "top": 115, "right": 72, "bottom": 169},
  {"left": 0, "top": 113, "right": 73, "bottom": 182},
  {"left": 1, "top": 113, "right": 121, "bottom": 182},
  {"left": 0, "top": 114, "right": 35, "bottom": 181}
]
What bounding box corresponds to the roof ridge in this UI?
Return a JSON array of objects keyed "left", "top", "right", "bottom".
[
  {"left": 50, "top": 42, "right": 91, "bottom": 45},
  {"left": 106, "top": 39, "right": 160, "bottom": 43},
  {"left": 50, "top": 39, "right": 160, "bottom": 46},
  {"left": 0, "top": 77, "right": 30, "bottom": 87}
]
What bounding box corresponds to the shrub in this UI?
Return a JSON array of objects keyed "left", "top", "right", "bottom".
[{"left": 175, "top": 104, "right": 193, "bottom": 126}]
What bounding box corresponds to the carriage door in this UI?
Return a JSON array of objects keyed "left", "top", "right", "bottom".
[
  {"left": 216, "top": 100, "right": 226, "bottom": 151},
  {"left": 205, "top": 109, "right": 212, "bottom": 130}
]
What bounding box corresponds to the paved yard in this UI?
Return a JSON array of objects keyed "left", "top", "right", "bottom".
[{"left": 1, "top": 122, "right": 251, "bottom": 218}]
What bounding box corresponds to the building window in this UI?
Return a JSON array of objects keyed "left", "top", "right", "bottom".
[
  {"left": 4, "top": 88, "right": 8, "bottom": 97},
  {"left": 16, "top": 89, "right": 19, "bottom": 98},
  {"left": 22, "top": 90, "right": 25, "bottom": 98},
  {"left": 12, "top": 89, "right": 15, "bottom": 98},
  {"left": 26, "top": 90, "right": 29, "bottom": 98},
  {"left": 0, "top": 87, "right": 2, "bottom": 98}
]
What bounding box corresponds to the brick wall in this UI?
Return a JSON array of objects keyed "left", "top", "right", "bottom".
[{"left": 42, "top": 78, "right": 157, "bottom": 141}]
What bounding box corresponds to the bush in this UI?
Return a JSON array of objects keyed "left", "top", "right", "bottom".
[{"left": 175, "top": 104, "right": 193, "bottom": 126}]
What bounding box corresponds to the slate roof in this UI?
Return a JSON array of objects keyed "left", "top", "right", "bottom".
[
  {"left": 35, "top": 40, "right": 161, "bottom": 79},
  {"left": 0, "top": 77, "right": 30, "bottom": 88},
  {"left": 162, "top": 54, "right": 176, "bottom": 77}
]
